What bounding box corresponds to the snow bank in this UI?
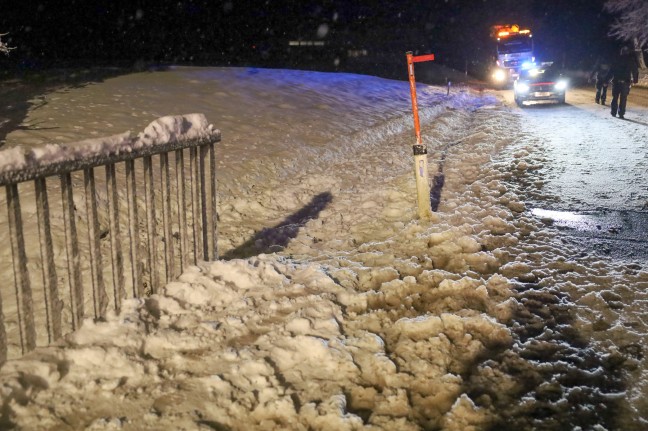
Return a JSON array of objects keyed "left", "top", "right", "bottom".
[{"left": 0, "top": 67, "right": 641, "bottom": 430}]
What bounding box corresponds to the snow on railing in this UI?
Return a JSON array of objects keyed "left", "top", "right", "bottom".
[{"left": 0, "top": 114, "right": 220, "bottom": 365}]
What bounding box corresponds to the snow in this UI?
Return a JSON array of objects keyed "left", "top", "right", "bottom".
[
  {"left": 137, "top": 113, "right": 218, "bottom": 146},
  {"left": 0, "top": 113, "right": 218, "bottom": 177},
  {"left": 0, "top": 66, "right": 647, "bottom": 429}
]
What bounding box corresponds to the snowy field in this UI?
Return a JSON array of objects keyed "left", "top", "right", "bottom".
[{"left": 0, "top": 66, "right": 647, "bottom": 430}]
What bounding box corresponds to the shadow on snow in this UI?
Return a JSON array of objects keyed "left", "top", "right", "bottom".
[
  {"left": 222, "top": 191, "right": 333, "bottom": 260},
  {"left": 0, "top": 66, "right": 170, "bottom": 147}
]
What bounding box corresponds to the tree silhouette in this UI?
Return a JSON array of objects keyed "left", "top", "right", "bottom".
[{"left": 604, "top": 0, "right": 648, "bottom": 68}]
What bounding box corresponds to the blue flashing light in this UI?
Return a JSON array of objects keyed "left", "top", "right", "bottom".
[{"left": 521, "top": 61, "right": 536, "bottom": 70}]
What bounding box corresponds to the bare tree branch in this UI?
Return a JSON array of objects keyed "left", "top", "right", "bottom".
[
  {"left": 0, "top": 32, "right": 16, "bottom": 55},
  {"left": 604, "top": 0, "right": 648, "bottom": 68},
  {"left": 604, "top": 0, "right": 648, "bottom": 46}
]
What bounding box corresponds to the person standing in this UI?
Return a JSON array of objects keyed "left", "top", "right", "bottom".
[
  {"left": 589, "top": 59, "right": 610, "bottom": 104},
  {"left": 606, "top": 46, "right": 639, "bottom": 119}
]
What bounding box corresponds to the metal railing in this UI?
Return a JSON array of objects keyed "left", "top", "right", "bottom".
[{"left": 0, "top": 114, "right": 220, "bottom": 365}]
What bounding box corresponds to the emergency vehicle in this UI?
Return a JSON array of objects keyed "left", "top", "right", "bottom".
[{"left": 490, "top": 25, "right": 535, "bottom": 85}]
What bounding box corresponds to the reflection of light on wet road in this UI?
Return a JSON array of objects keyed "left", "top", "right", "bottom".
[
  {"left": 532, "top": 208, "right": 584, "bottom": 222},
  {"left": 531, "top": 208, "right": 608, "bottom": 231},
  {"left": 531, "top": 208, "right": 648, "bottom": 259}
]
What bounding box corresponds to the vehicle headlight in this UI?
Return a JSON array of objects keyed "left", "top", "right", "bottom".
[
  {"left": 555, "top": 80, "right": 568, "bottom": 91},
  {"left": 516, "top": 83, "right": 530, "bottom": 93},
  {"left": 492, "top": 69, "right": 506, "bottom": 82}
]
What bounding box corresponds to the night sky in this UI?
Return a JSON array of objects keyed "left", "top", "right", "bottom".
[{"left": 0, "top": 0, "right": 618, "bottom": 77}]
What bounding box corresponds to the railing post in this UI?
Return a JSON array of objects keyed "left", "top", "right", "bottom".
[
  {"left": 143, "top": 156, "right": 158, "bottom": 293},
  {"left": 176, "top": 149, "right": 188, "bottom": 272},
  {"left": 0, "top": 290, "right": 6, "bottom": 365},
  {"left": 160, "top": 152, "right": 175, "bottom": 282},
  {"left": 199, "top": 145, "right": 209, "bottom": 260},
  {"left": 190, "top": 147, "right": 201, "bottom": 264},
  {"left": 209, "top": 143, "right": 218, "bottom": 260},
  {"left": 35, "top": 178, "right": 62, "bottom": 342},
  {"left": 106, "top": 164, "right": 125, "bottom": 312},
  {"left": 84, "top": 168, "right": 107, "bottom": 319},
  {"left": 61, "top": 173, "right": 84, "bottom": 330},
  {"left": 6, "top": 184, "right": 36, "bottom": 354},
  {"left": 125, "top": 159, "right": 142, "bottom": 297}
]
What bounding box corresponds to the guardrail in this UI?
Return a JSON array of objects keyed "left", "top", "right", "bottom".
[{"left": 0, "top": 113, "right": 220, "bottom": 365}]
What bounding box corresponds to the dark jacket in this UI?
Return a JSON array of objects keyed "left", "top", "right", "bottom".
[
  {"left": 590, "top": 61, "right": 610, "bottom": 81},
  {"left": 606, "top": 51, "right": 639, "bottom": 84}
]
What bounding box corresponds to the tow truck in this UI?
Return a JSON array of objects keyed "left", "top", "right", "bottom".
[{"left": 490, "top": 24, "right": 535, "bottom": 86}]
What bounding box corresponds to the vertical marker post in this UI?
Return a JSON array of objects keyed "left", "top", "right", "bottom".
[{"left": 406, "top": 51, "right": 435, "bottom": 220}]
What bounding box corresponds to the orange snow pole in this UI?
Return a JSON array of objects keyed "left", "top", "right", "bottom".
[{"left": 406, "top": 51, "right": 434, "bottom": 220}]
